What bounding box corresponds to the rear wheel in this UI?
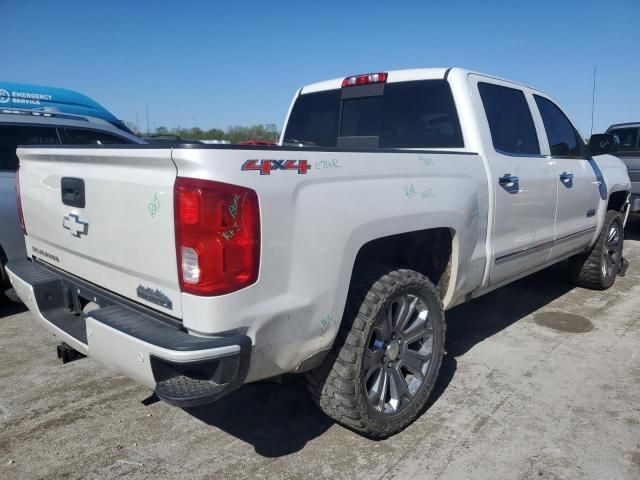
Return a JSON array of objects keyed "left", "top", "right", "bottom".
[
  {"left": 0, "top": 258, "right": 7, "bottom": 305},
  {"left": 306, "top": 268, "right": 445, "bottom": 438},
  {"left": 568, "top": 210, "right": 624, "bottom": 290}
]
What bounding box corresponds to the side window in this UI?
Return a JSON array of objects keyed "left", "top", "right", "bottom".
[
  {"left": 478, "top": 82, "right": 540, "bottom": 155},
  {"left": 0, "top": 125, "right": 60, "bottom": 171},
  {"left": 64, "top": 128, "right": 131, "bottom": 145},
  {"left": 534, "top": 95, "right": 581, "bottom": 157},
  {"left": 608, "top": 127, "right": 639, "bottom": 151}
]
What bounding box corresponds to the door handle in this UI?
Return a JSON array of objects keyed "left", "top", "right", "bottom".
[
  {"left": 61, "top": 177, "right": 86, "bottom": 208},
  {"left": 498, "top": 174, "right": 519, "bottom": 188},
  {"left": 559, "top": 172, "right": 574, "bottom": 182}
]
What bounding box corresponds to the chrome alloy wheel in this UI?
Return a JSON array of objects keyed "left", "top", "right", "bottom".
[
  {"left": 602, "top": 222, "right": 621, "bottom": 278},
  {"left": 363, "top": 293, "right": 434, "bottom": 415}
]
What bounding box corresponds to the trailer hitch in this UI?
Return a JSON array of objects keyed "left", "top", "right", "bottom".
[{"left": 56, "top": 343, "right": 85, "bottom": 364}]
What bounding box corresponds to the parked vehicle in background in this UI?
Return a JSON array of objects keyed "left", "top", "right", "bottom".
[
  {"left": 143, "top": 135, "right": 203, "bottom": 145},
  {"left": 0, "top": 81, "right": 134, "bottom": 133},
  {"left": 6, "top": 68, "right": 631, "bottom": 437},
  {"left": 237, "top": 140, "right": 277, "bottom": 146},
  {"left": 606, "top": 123, "right": 640, "bottom": 215},
  {"left": 0, "top": 82, "right": 144, "bottom": 297}
]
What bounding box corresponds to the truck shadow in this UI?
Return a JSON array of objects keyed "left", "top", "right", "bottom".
[
  {"left": 625, "top": 219, "right": 640, "bottom": 241},
  {"left": 446, "top": 262, "right": 573, "bottom": 357},
  {"left": 186, "top": 355, "right": 457, "bottom": 458},
  {"left": 187, "top": 262, "right": 575, "bottom": 457},
  {"left": 0, "top": 300, "right": 27, "bottom": 319}
]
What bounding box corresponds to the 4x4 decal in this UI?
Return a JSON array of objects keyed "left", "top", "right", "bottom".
[{"left": 242, "top": 159, "right": 310, "bottom": 175}]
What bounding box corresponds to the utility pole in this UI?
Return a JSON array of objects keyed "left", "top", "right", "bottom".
[
  {"left": 590, "top": 66, "right": 597, "bottom": 136},
  {"left": 145, "top": 102, "right": 150, "bottom": 136}
]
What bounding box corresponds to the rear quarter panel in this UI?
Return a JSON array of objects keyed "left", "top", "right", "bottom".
[{"left": 172, "top": 147, "right": 489, "bottom": 381}]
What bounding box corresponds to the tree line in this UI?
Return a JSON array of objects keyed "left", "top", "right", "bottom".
[{"left": 125, "top": 123, "right": 280, "bottom": 143}]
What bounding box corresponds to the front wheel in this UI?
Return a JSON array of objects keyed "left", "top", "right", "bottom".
[
  {"left": 306, "top": 268, "right": 445, "bottom": 438},
  {"left": 568, "top": 210, "right": 624, "bottom": 290}
]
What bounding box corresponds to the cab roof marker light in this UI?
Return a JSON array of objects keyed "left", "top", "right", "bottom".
[{"left": 341, "top": 72, "right": 388, "bottom": 88}]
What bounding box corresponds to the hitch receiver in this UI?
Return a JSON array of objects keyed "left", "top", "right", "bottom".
[{"left": 57, "top": 343, "right": 85, "bottom": 364}]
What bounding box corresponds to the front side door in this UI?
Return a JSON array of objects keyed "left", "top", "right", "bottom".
[
  {"left": 469, "top": 76, "right": 557, "bottom": 286},
  {"left": 532, "top": 95, "right": 600, "bottom": 260}
]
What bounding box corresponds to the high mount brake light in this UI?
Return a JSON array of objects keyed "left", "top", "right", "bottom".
[
  {"left": 341, "top": 72, "right": 388, "bottom": 88},
  {"left": 174, "top": 178, "right": 260, "bottom": 296},
  {"left": 16, "top": 165, "right": 26, "bottom": 235}
]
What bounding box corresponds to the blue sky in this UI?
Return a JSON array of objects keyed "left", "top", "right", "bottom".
[{"left": 3, "top": 0, "right": 638, "bottom": 135}]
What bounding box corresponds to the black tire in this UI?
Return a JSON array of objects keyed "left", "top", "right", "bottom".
[
  {"left": 0, "top": 264, "right": 7, "bottom": 306},
  {"left": 306, "top": 267, "right": 446, "bottom": 438},
  {"left": 568, "top": 210, "right": 624, "bottom": 290}
]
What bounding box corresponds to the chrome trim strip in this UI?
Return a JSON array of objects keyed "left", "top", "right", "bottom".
[{"left": 495, "top": 226, "right": 597, "bottom": 264}]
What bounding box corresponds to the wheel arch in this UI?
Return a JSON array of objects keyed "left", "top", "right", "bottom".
[
  {"left": 348, "top": 227, "right": 457, "bottom": 302},
  {"left": 607, "top": 190, "right": 630, "bottom": 213}
]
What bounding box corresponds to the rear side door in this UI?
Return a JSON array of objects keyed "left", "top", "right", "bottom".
[
  {"left": 532, "top": 95, "right": 600, "bottom": 260},
  {"left": 469, "top": 76, "right": 557, "bottom": 286}
]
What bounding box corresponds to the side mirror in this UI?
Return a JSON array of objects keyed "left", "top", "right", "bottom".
[{"left": 589, "top": 133, "right": 619, "bottom": 156}]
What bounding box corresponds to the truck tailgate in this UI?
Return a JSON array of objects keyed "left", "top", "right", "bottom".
[{"left": 17, "top": 147, "right": 182, "bottom": 317}]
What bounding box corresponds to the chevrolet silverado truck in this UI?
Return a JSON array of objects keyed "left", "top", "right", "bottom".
[
  {"left": 6, "top": 68, "right": 631, "bottom": 438},
  {"left": 606, "top": 122, "right": 640, "bottom": 215}
]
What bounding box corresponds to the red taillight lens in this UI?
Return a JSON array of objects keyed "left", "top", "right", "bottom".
[
  {"left": 15, "top": 165, "right": 26, "bottom": 235},
  {"left": 174, "top": 177, "right": 260, "bottom": 296},
  {"left": 342, "top": 72, "right": 388, "bottom": 88}
]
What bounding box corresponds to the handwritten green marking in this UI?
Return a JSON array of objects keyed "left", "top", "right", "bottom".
[
  {"left": 228, "top": 194, "right": 241, "bottom": 218},
  {"left": 418, "top": 155, "right": 435, "bottom": 167},
  {"left": 320, "top": 314, "right": 333, "bottom": 335},
  {"left": 315, "top": 159, "right": 341, "bottom": 170},
  {"left": 148, "top": 194, "right": 160, "bottom": 217},
  {"left": 421, "top": 188, "right": 435, "bottom": 199},
  {"left": 403, "top": 184, "right": 417, "bottom": 198}
]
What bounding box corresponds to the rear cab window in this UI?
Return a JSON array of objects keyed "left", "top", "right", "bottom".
[
  {"left": 283, "top": 79, "right": 464, "bottom": 149},
  {"left": 477, "top": 82, "right": 540, "bottom": 156},
  {"left": 0, "top": 125, "right": 60, "bottom": 171}
]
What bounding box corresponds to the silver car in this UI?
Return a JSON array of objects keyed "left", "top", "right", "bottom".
[
  {"left": 0, "top": 110, "right": 144, "bottom": 295},
  {"left": 606, "top": 123, "right": 640, "bottom": 214}
]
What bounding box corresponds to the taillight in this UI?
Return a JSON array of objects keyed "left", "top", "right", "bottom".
[
  {"left": 342, "top": 72, "right": 388, "bottom": 88},
  {"left": 15, "top": 165, "right": 26, "bottom": 235},
  {"left": 174, "top": 177, "right": 260, "bottom": 296}
]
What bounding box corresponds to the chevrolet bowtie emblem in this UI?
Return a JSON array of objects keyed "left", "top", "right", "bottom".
[{"left": 63, "top": 214, "right": 89, "bottom": 238}]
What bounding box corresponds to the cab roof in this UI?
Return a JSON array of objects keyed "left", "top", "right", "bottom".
[{"left": 299, "top": 67, "right": 538, "bottom": 95}]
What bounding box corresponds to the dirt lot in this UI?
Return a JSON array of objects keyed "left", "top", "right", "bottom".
[{"left": 1, "top": 224, "right": 640, "bottom": 480}]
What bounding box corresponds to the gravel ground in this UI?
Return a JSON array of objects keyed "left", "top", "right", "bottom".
[{"left": 1, "top": 223, "right": 639, "bottom": 480}]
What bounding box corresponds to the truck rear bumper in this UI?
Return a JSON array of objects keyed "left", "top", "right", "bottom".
[{"left": 6, "top": 258, "right": 251, "bottom": 407}]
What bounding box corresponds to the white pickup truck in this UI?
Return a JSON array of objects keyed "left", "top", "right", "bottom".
[{"left": 7, "top": 68, "right": 631, "bottom": 438}]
